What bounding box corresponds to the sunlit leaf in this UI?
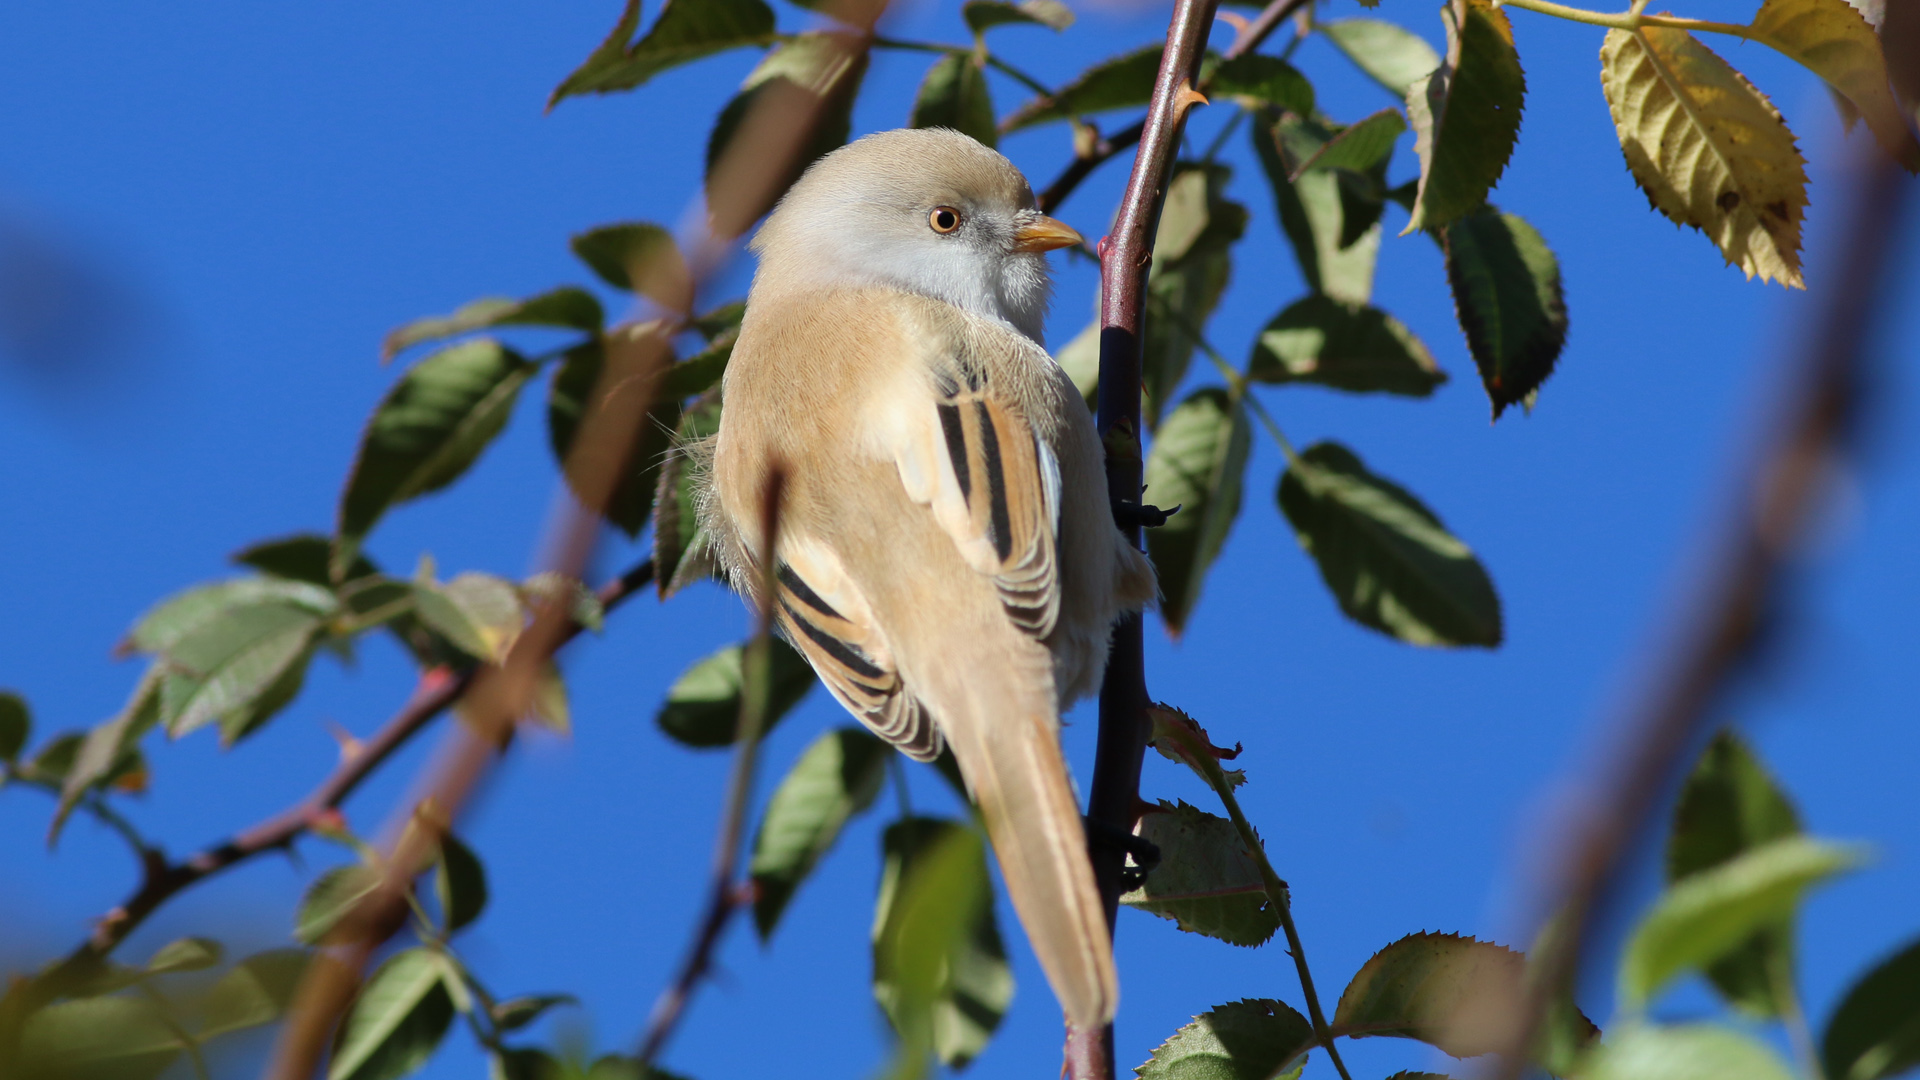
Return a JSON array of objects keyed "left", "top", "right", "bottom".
[
  {"left": 1136, "top": 998, "right": 1314, "bottom": 1080},
  {"left": 1583, "top": 1022, "right": 1795, "bottom": 1080},
  {"left": 1749, "top": 0, "right": 1920, "bottom": 170},
  {"left": 148, "top": 595, "right": 329, "bottom": 741},
  {"left": 336, "top": 339, "right": 535, "bottom": 576},
  {"left": 873, "top": 818, "right": 1012, "bottom": 1070},
  {"left": 1440, "top": 206, "right": 1566, "bottom": 418},
  {"left": 519, "top": 572, "right": 604, "bottom": 633},
  {"left": 1823, "top": 936, "right": 1920, "bottom": 1080},
  {"left": 382, "top": 288, "right": 603, "bottom": 363},
  {"left": 1248, "top": 294, "right": 1442, "bottom": 396},
  {"left": 15, "top": 993, "right": 183, "bottom": 1080},
  {"left": 435, "top": 833, "right": 488, "bottom": 933},
  {"left": 1333, "top": 933, "right": 1563, "bottom": 1058},
  {"left": 144, "top": 937, "right": 223, "bottom": 975},
  {"left": 963, "top": 0, "right": 1073, "bottom": 35},
  {"left": 1619, "top": 836, "right": 1865, "bottom": 1009},
  {"left": 910, "top": 53, "right": 997, "bottom": 148},
  {"left": 1599, "top": 26, "right": 1809, "bottom": 287},
  {"left": 1666, "top": 729, "right": 1802, "bottom": 1016},
  {"left": 1321, "top": 18, "right": 1442, "bottom": 96},
  {"left": 1206, "top": 54, "right": 1315, "bottom": 115},
  {"left": 52, "top": 673, "right": 161, "bottom": 839},
  {"left": 1121, "top": 800, "right": 1277, "bottom": 947},
  {"left": 1403, "top": 0, "right": 1526, "bottom": 233},
  {"left": 489, "top": 994, "right": 577, "bottom": 1033},
  {"left": 546, "top": 338, "right": 680, "bottom": 538},
  {"left": 569, "top": 224, "right": 691, "bottom": 311},
  {"left": 1290, "top": 108, "right": 1405, "bottom": 178},
  {"left": 1253, "top": 115, "right": 1383, "bottom": 304},
  {"left": 328, "top": 948, "right": 457, "bottom": 1080},
  {"left": 1145, "top": 388, "right": 1251, "bottom": 635},
  {"left": 1054, "top": 320, "right": 1100, "bottom": 406},
  {"left": 548, "top": 0, "right": 776, "bottom": 107},
  {"left": 1143, "top": 165, "right": 1247, "bottom": 427},
  {"left": 1003, "top": 45, "right": 1161, "bottom": 131},
  {"left": 200, "top": 949, "right": 310, "bottom": 1039},
  {"left": 750, "top": 727, "right": 888, "bottom": 939},
  {"left": 412, "top": 572, "right": 525, "bottom": 663},
  {"left": 655, "top": 639, "right": 816, "bottom": 747},
  {"left": 705, "top": 32, "right": 870, "bottom": 239},
  {"left": 1278, "top": 442, "right": 1501, "bottom": 647},
  {"left": 296, "top": 864, "right": 381, "bottom": 946},
  {"left": 125, "top": 578, "right": 336, "bottom": 656}
]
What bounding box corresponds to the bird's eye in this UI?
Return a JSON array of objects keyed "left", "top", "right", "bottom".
[{"left": 928, "top": 206, "right": 962, "bottom": 234}]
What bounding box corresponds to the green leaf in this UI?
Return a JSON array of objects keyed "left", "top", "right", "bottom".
[
  {"left": 489, "top": 994, "right": 578, "bottom": 1033},
  {"left": 963, "top": 0, "right": 1073, "bottom": 35},
  {"left": 520, "top": 572, "right": 605, "bottom": 633},
  {"left": 1666, "top": 729, "right": 1802, "bottom": 1016},
  {"left": 235, "top": 534, "right": 380, "bottom": 586},
  {"left": 1321, "top": 19, "right": 1442, "bottom": 97},
  {"left": 653, "top": 390, "right": 723, "bottom": 599},
  {"left": 910, "top": 53, "right": 997, "bottom": 149},
  {"left": 435, "top": 833, "right": 488, "bottom": 933},
  {"left": 15, "top": 993, "right": 184, "bottom": 1080},
  {"left": 336, "top": 339, "right": 535, "bottom": 576},
  {"left": 47, "top": 672, "right": 159, "bottom": 839},
  {"left": 548, "top": 0, "right": 777, "bottom": 107},
  {"left": 1253, "top": 114, "right": 1383, "bottom": 304},
  {"left": 1441, "top": 206, "right": 1567, "bottom": 418},
  {"left": 0, "top": 691, "right": 29, "bottom": 762},
  {"left": 200, "top": 949, "right": 310, "bottom": 1039},
  {"left": 1277, "top": 442, "right": 1501, "bottom": 647},
  {"left": 873, "top": 818, "right": 1012, "bottom": 1070},
  {"left": 1121, "top": 800, "right": 1278, "bottom": 947},
  {"left": 1290, "top": 108, "right": 1406, "bottom": 177},
  {"left": 1144, "top": 388, "right": 1251, "bottom": 636},
  {"left": 1136, "top": 998, "right": 1315, "bottom": 1080},
  {"left": 1403, "top": 0, "right": 1526, "bottom": 233},
  {"left": 1054, "top": 319, "right": 1100, "bottom": 406},
  {"left": 296, "top": 864, "right": 382, "bottom": 946},
  {"left": 655, "top": 638, "right": 816, "bottom": 747},
  {"left": 546, "top": 339, "right": 680, "bottom": 538},
  {"left": 659, "top": 323, "right": 737, "bottom": 401},
  {"left": 125, "top": 578, "right": 336, "bottom": 656},
  {"left": 1143, "top": 164, "right": 1248, "bottom": 428},
  {"left": 144, "top": 937, "right": 223, "bottom": 975},
  {"left": 1206, "top": 54, "right": 1315, "bottom": 115},
  {"left": 1003, "top": 45, "right": 1162, "bottom": 131},
  {"left": 1582, "top": 1022, "right": 1795, "bottom": 1080},
  {"left": 412, "top": 572, "right": 525, "bottom": 663},
  {"left": 689, "top": 299, "right": 746, "bottom": 340},
  {"left": 1333, "top": 932, "right": 1540, "bottom": 1058},
  {"left": 1823, "top": 936, "right": 1920, "bottom": 1080},
  {"left": 704, "top": 32, "right": 870, "bottom": 239},
  {"left": 569, "top": 224, "right": 690, "bottom": 310},
  {"left": 382, "top": 288, "right": 604, "bottom": 363},
  {"left": 1248, "top": 295, "right": 1443, "bottom": 396},
  {"left": 1620, "top": 835, "right": 1866, "bottom": 1009},
  {"left": 750, "top": 727, "right": 888, "bottom": 939},
  {"left": 328, "top": 948, "right": 457, "bottom": 1080}
]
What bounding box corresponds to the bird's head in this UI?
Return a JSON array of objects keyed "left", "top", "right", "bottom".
[{"left": 749, "top": 128, "right": 1081, "bottom": 343}]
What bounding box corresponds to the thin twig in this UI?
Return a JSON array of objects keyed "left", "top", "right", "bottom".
[
  {"left": 637, "top": 467, "right": 786, "bottom": 1065},
  {"left": 1495, "top": 150, "right": 1910, "bottom": 1078},
  {"left": 1070, "top": 1, "right": 1221, "bottom": 1078},
  {"left": 1036, "top": 0, "right": 1310, "bottom": 215}
]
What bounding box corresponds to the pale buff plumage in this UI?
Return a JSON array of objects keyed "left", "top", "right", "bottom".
[{"left": 703, "top": 128, "right": 1155, "bottom": 1028}]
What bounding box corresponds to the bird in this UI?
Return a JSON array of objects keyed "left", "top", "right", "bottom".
[{"left": 700, "top": 127, "right": 1157, "bottom": 1029}]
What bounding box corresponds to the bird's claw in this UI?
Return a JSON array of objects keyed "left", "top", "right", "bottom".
[
  {"left": 1112, "top": 499, "right": 1180, "bottom": 529},
  {"left": 1084, "top": 817, "right": 1161, "bottom": 891}
]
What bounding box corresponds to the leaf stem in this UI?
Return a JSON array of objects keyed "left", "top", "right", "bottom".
[
  {"left": 1770, "top": 951, "right": 1824, "bottom": 1080},
  {"left": 1495, "top": 0, "right": 1753, "bottom": 40}
]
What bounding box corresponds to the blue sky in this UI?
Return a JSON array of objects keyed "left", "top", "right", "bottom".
[{"left": 2, "top": 1, "right": 1917, "bottom": 1078}]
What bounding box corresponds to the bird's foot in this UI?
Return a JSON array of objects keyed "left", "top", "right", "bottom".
[
  {"left": 1112, "top": 499, "right": 1180, "bottom": 529},
  {"left": 1084, "top": 816, "right": 1161, "bottom": 891}
]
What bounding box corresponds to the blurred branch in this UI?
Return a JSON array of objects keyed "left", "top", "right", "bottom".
[
  {"left": 1071, "top": 0, "right": 1222, "bottom": 1078},
  {"left": 637, "top": 467, "right": 787, "bottom": 1066},
  {"left": 1498, "top": 150, "right": 1911, "bottom": 1077},
  {"left": 40, "top": 558, "right": 657, "bottom": 993},
  {"left": 1036, "top": 0, "right": 1309, "bottom": 215}
]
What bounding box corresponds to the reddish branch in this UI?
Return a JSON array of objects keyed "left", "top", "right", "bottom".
[
  {"left": 1036, "top": 0, "right": 1313, "bottom": 216},
  {"left": 40, "top": 559, "right": 657, "bottom": 993},
  {"left": 1496, "top": 152, "right": 1911, "bottom": 1078},
  {"left": 1071, "top": 1, "right": 1220, "bottom": 1078}
]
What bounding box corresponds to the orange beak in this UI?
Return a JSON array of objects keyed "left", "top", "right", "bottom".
[{"left": 1011, "top": 214, "right": 1084, "bottom": 253}]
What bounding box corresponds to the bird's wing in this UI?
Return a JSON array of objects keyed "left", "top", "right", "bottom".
[
  {"left": 889, "top": 337, "right": 1063, "bottom": 641},
  {"left": 772, "top": 534, "right": 941, "bottom": 761}
]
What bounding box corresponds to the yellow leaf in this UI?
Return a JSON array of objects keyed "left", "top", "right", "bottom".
[
  {"left": 1600, "top": 26, "right": 1809, "bottom": 288},
  {"left": 1750, "top": 0, "right": 1920, "bottom": 170},
  {"left": 528, "top": 663, "right": 570, "bottom": 735}
]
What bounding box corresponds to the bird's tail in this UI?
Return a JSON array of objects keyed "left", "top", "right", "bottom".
[{"left": 928, "top": 651, "right": 1116, "bottom": 1030}]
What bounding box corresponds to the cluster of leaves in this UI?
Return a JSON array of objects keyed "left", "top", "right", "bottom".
[{"left": 5, "top": 0, "right": 1917, "bottom": 1077}]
